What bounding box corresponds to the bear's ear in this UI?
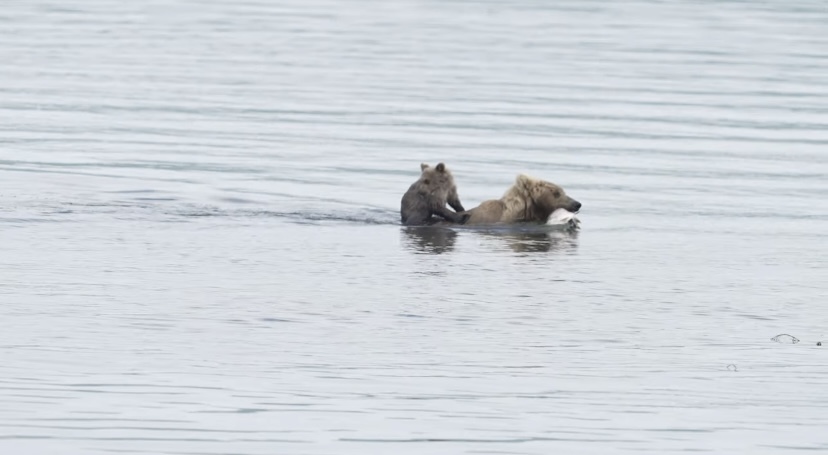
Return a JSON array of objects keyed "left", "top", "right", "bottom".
[
  {"left": 435, "top": 163, "right": 446, "bottom": 172},
  {"left": 420, "top": 163, "right": 430, "bottom": 172},
  {"left": 516, "top": 174, "right": 533, "bottom": 187}
]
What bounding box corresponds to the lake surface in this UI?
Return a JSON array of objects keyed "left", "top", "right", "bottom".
[{"left": 2, "top": 1, "right": 827, "bottom": 454}]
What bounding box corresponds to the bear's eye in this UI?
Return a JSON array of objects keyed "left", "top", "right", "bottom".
[
  {"left": 423, "top": 179, "right": 431, "bottom": 185},
  {"left": 553, "top": 190, "right": 561, "bottom": 198}
]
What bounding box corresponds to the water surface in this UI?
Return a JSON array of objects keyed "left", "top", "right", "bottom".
[{"left": 2, "top": 1, "right": 828, "bottom": 454}]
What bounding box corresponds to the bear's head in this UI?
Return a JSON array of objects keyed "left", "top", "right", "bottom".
[
  {"left": 419, "top": 162, "right": 456, "bottom": 195},
  {"left": 516, "top": 174, "right": 581, "bottom": 217}
]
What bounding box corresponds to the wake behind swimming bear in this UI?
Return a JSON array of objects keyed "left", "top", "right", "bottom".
[{"left": 400, "top": 162, "right": 468, "bottom": 226}]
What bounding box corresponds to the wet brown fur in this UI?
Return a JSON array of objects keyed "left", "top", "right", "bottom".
[
  {"left": 460, "top": 174, "right": 581, "bottom": 225},
  {"left": 400, "top": 162, "right": 467, "bottom": 226}
]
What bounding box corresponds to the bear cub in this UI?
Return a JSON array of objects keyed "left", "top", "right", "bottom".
[{"left": 400, "top": 162, "right": 469, "bottom": 226}]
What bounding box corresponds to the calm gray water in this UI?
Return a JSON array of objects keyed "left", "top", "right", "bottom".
[{"left": 2, "top": 1, "right": 828, "bottom": 454}]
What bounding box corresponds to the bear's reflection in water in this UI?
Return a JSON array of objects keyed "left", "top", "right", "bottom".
[
  {"left": 401, "top": 226, "right": 578, "bottom": 254},
  {"left": 497, "top": 230, "right": 579, "bottom": 253},
  {"left": 402, "top": 226, "right": 459, "bottom": 254}
]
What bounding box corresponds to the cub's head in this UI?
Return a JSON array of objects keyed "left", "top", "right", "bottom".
[
  {"left": 419, "top": 162, "right": 456, "bottom": 190},
  {"left": 516, "top": 174, "right": 581, "bottom": 215}
]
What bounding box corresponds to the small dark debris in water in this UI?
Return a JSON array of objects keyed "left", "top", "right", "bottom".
[
  {"left": 237, "top": 408, "right": 267, "bottom": 414},
  {"left": 818, "top": 341, "right": 822, "bottom": 346},
  {"left": 727, "top": 364, "right": 738, "bottom": 372},
  {"left": 771, "top": 334, "right": 799, "bottom": 344}
]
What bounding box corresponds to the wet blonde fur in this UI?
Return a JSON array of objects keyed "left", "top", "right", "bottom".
[{"left": 460, "top": 174, "right": 580, "bottom": 225}]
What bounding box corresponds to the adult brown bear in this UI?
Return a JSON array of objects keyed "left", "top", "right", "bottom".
[{"left": 460, "top": 174, "right": 581, "bottom": 225}]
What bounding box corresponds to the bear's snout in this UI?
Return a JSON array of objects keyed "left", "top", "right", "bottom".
[{"left": 569, "top": 199, "right": 582, "bottom": 212}]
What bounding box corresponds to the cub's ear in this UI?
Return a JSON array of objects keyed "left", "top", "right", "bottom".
[
  {"left": 420, "top": 163, "right": 430, "bottom": 171},
  {"left": 435, "top": 162, "right": 446, "bottom": 172}
]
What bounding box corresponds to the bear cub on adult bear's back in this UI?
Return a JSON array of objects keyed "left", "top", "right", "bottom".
[{"left": 400, "top": 162, "right": 468, "bottom": 226}]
